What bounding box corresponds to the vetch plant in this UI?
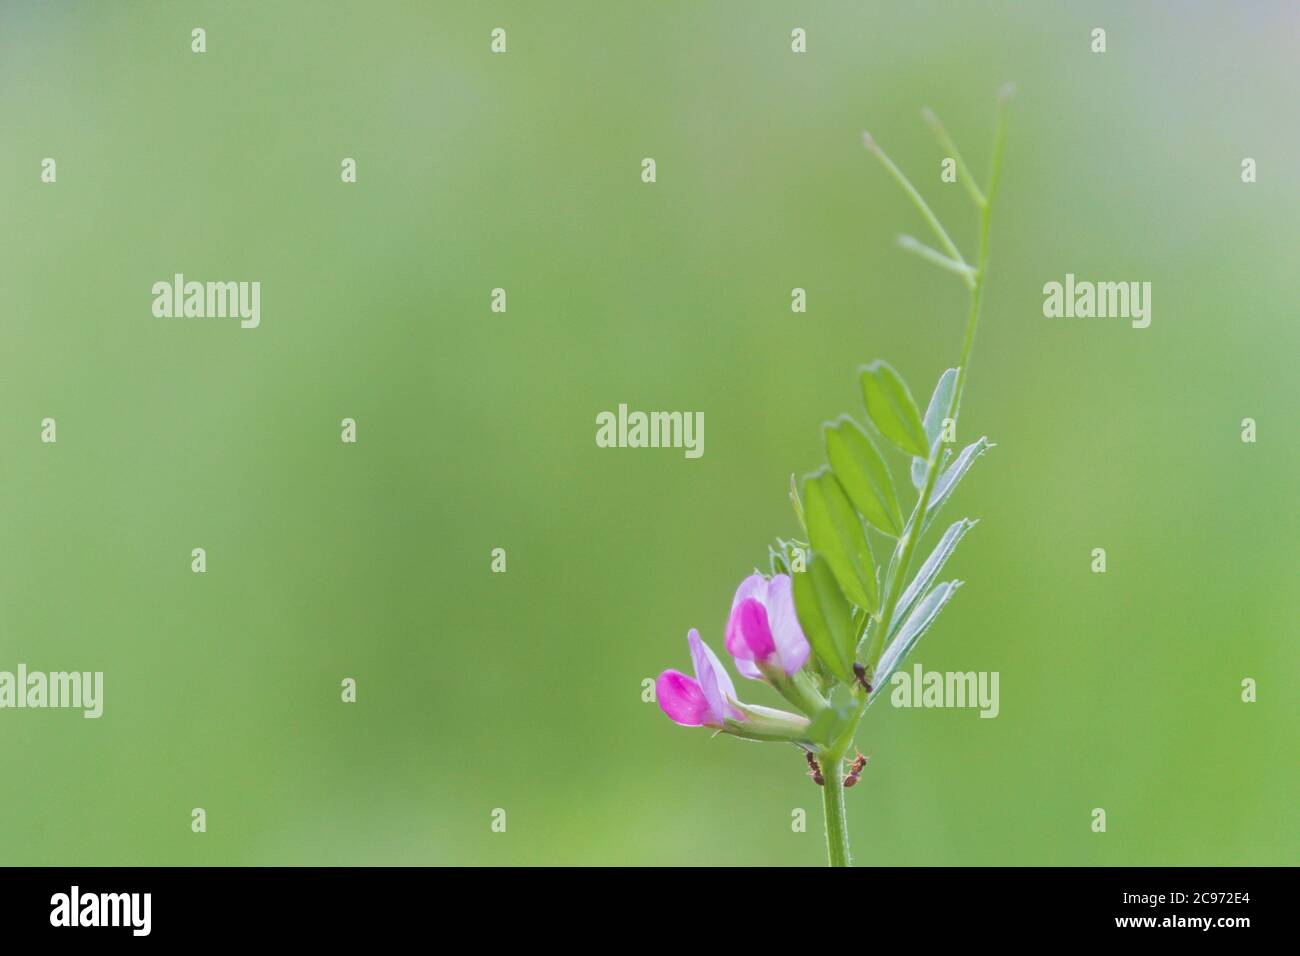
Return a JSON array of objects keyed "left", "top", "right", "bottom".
[{"left": 656, "top": 89, "right": 1011, "bottom": 866}]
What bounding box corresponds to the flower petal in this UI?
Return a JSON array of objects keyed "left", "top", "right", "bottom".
[
  {"left": 736, "top": 598, "right": 776, "bottom": 661},
  {"left": 690, "top": 629, "right": 741, "bottom": 725},
  {"left": 655, "top": 670, "right": 710, "bottom": 726},
  {"left": 726, "top": 574, "right": 769, "bottom": 655},
  {"left": 730, "top": 572, "right": 769, "bottom": 610},
  {"left": 691, "top": 629, "right": 737, "bottom": 699},
  {"left": 708, "top": 642, "right": 746, "bottom": 720},
  {"left": 765, "top": 574, "right": 811, "bottom": 674}
]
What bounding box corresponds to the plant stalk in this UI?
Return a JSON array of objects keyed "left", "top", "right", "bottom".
[
  {"left": 820, "top": 756, "right": 852, "bottom": 867},
  {"left": 820, "top": 92, "right": 1008, "bottom": 867}
]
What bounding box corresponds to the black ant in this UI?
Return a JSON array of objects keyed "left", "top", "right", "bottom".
[{"left": 852, "top": 662, "right": 873, "bottom": 695}]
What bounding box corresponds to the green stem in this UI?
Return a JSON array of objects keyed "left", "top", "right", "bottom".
[
  {"left": 785, "top": 668, "right": 829, "bottom": 714},
  {"left": 820, "top": 96, "right": 1010, "bottom": 863},
  {"left": 948, "top": 94, "right": 1007, "bottom": 424},
  {"left": 821, "top": 756, "right": 852, "bottom": 866},
  {"left": 872, "top": 91, "right": 1008, "bottom": 668},
  {"left": 921, "top": 107, "right": 987, "bottom": 209}
]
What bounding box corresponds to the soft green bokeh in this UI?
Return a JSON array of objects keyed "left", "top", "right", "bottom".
[{"left": 1, "top": 1, "right": 1295, "bottom": 865}]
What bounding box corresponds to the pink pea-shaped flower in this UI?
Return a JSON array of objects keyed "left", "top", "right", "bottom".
[
  {"left": 656, "top": 629, "right": 745, "bottom": 728},
  {"left": 724, "top": 573, "right": 811, "bottom": 679}
]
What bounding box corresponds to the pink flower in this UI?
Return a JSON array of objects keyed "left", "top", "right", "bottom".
[
  {"left": 724, "top": 573, "right": 811, "bottom": 679},
  {"left": 656, "top": 630, "right": 745, "bottom": 728}
]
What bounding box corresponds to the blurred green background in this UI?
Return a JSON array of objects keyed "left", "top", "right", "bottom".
[{"left": 1, "top": 0, "right": 1296, "bottom": 866}]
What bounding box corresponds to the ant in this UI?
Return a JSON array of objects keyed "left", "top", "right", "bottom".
[
  {"left": 805, "top": 750, "right": 868, "bottom": 787},
  {"left": 852, "top": 662, "right": 873, "bottom": 695},
  {"left": 843, "top": 752, "right": 869, "bottom": 789},
  {"left": 805, "top": 751, "right": 824, "bottom": 786}
]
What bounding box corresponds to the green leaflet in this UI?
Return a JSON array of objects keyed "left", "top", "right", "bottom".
[
  {"left": 792, "top": 554, "right": 857, "bottom": 683},
  {"left": 802, "top": 468, "right": 878, "bottom": 611},
  {"left": 889, "top": 518, "right": 976, "bottom": 639},
  {"left": 874, "top": 580, "right": 962, "bottom": 687},
  {"left": 923, "top": 436, "right": 994, "bottom": 532},
  {"left": 912, "top": 367, "right": 958, "bottom": 488},
  {"left": 860, "top": 360, "right": 928, "bottom": 457},
  {"left": 825, "top": 416, "right": 904, "bottom": 536}
]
